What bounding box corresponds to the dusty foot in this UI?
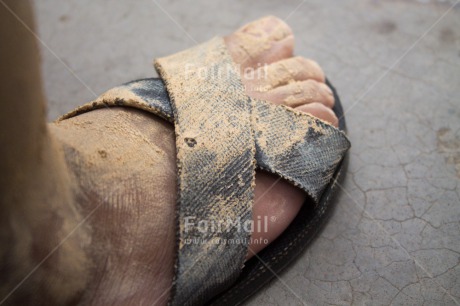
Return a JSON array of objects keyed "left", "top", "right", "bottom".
[{"left": 1, "top": 15, "right": 338, "bottom": 306}]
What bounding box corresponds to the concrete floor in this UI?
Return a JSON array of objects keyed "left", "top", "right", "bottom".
[{"left": 35, "top": 0, "right": 459, "bottom": 305}]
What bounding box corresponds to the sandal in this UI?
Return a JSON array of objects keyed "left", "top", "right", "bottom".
[{"left": 60, "top": 37, "right": 350, "bottom": 306}]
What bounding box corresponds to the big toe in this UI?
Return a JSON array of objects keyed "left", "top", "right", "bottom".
[{"left": 224, "top": 16, "right": 294, "bottom": 70}]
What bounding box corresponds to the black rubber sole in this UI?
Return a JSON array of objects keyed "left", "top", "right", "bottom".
[{"left": 206, "top": 79, "right": 349, "bottom": 305}]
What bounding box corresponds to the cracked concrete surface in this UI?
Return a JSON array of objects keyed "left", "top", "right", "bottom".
[{"left": 34, "top": 0, "right": 459, "bottom": 305}]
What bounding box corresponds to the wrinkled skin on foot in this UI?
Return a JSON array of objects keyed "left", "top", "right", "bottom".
[{"left": 0, "top": 3, "right": 338, "bottom": 304}]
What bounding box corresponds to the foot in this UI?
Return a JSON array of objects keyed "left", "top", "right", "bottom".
[{"left": 1, "top": 16, "right": 338, "bottom": 305}]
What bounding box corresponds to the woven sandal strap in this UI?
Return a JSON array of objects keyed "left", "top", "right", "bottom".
[
  {"left": 155, "top": 37, "right": 256, "bottom": 306},
  {"left": 155, "top": 37, "right": 350, "bottom": 305}
]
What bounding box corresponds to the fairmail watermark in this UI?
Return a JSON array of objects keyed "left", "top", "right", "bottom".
[
  {"left": 184, "top": 215, "right": 269, "bottom": 234},
  {"left": 181, "top": 62, "right": 270, "bottom": 94},
  {"left": 184, "top": 62, "right": 269, "bottom": 82}
]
